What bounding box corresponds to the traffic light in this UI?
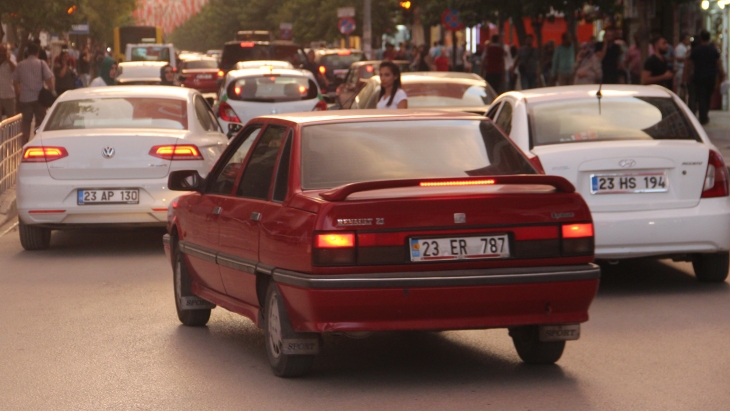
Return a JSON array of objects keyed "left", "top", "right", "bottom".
[
  {"left": 67, "top": 5, "right": 77, "bottom": 14},
  {"left": 399, "top": 1, "right": 411, "bottom": 9}
]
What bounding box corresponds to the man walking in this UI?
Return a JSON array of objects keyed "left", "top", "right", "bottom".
[
  {"left": 675, "top": 33, "right": 691, "bottom": 93},
  {"left": 13, "top": 42, "right": 54, "bottom": 142},
  {"left": 684, "top": 30, "right": 724, "bottom": 125},
  {"left": 642, "top": 36, "right": 673, "bottom": 89},
  {"left": 551, "top": 33, "right": 575, "bottom": 86},
  {"left": 601, "top": 28, "right": 622, "bottom": 84},
  {"left": 513, "top": 34, "right": 539, "bottom": 89},
  {"left": 0, "top": 44, "right": 17, "bottom": 119},
  {"left": 482, "top": 35, "right": 506, "bottom": 93}
]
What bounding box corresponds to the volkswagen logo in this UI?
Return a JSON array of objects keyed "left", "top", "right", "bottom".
[
  {"left": 101, "top": 147, "right": 115, "bottom": 159},
  {"left": 618, "top": 159, "right": 636, "bottom": 168}
]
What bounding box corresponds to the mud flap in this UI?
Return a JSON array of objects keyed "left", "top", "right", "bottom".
[
  {"left": 281, "top": 338, "right": 319, "bottom": 355},
  {"left": 539, "top": 324, "right": 580, "bottom": 341},
  {"left": 179, "top": 296, "right": 216, "bottom": 310}
]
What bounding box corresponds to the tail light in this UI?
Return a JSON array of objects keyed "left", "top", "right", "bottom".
[
  {"left": 218, "top": 101, "right": 241, "bottom": 123},
  {"left": 561, "top": 223, "right": 594, "bottom": 256},
  {"left": 312, "top": 100, "right": 328, "bottom": 111},
  {"left": 318, "top": 66, "right": 326, "bottom": 75},
  {"left": 22, "top": 147, "right": 68, "bottom": 162},
  {"left": 528, "top": 155, "right": 545, "bottom": 174},
  {"left": 217, "top": 70, "right": 224, "bottom": 78},
  {"left": 149, "top": 145, "right": 203, "bottom": 160},
  {"left": 702, "top": 150, "right": 729, "bottom": 198},
  {"left": 420, "top": 179, "right": 495, "bottom": 187},
  {"left": 313, "top": 232, "right": 356, "bottom": 266}
]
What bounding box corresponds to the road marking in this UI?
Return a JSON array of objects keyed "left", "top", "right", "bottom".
[{"left": 0, "top": 221, "right": 19, "bottom": 238}]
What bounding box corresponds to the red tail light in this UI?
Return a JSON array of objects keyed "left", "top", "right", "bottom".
[
  {"left": 528, "top": 155, "right": 545, "bottom": 174},
  {"left": 149, "top": 145, "right": 203, "bottom": 160},
  {"left": 702, "top": 150, "right": 729, "bottom": 198},
  {"left": 420, "top": 179, "right": 495, "bottom": 187},
  {"left": 313, "top": 232, "right": 356, "bottom": 266},
  {"left": 22, "top": 146, "right": 68, "bottom": 162},
  {"left": 318, "top": 66, "right": 326, "bottom": 75},
  {"left": 312, "top": 99, "right": 328, "bottom": 111},
  {"left": 562, "top": 223, "right": 594, "bottom": 238},
  {"left": 218, "top": 101, "right": 241, "bottom": 123},
  {"left": 337, "top": 50, "right": 352, "bottom": 56},
  {"left": 217, "top": 70, "right": 224, "bottom": 77},
  {"left": 561, "top": 223, "right": 594, "bottom": 256},
  {"left": 316, "top": 233, "right": 355, "bottom": 248},
  {"left": 240, "top": 42, "right": 254, "bottom": 48}
]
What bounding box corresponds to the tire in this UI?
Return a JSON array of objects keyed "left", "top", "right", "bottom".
[
  {"left": 18, "top": 221, "right": 51, "bottom": 251},
  {"left": 693, "top": 252, "right": 729, "bottom": 283},
  {"left": 173, "top": 241, "right": 211, "bottom": 327},
  {"left": 509, "top": 326, "right": 565, "bottom": 365},
  {"left": 264, "top": 282, "right": 316, "bottom": 378}
]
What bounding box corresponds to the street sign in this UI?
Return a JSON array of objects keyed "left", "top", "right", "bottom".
[
  {"left": 70, "top": 23, "right": 90, "bottom": 35},
  {"left": 337, "top": 7, "right": 355, "bottom": 18},
  {"left": 280, "top": 23, "right": 293, "bottom": 40},
  {"left": 441, "top": 9, "right": 465, "bottom": 31},
  {"left": 338, "top": 17, "right": 356, "bottom": 36}
]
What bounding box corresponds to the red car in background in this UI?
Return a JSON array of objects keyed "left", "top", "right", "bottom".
[
  {"left": 163, "top": 111, "right": 600, "bottom": 377},
  {"left": 178, "top": 57, "right": 222, "bottom": 94}
]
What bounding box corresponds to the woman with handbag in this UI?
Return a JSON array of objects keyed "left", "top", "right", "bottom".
[{"left": 11, "top": 42, "right": 54, "bottom": 143}]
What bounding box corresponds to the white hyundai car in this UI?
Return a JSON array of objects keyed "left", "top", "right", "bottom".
[
  {"left": 16, "top": 86, "right": 228, "bottom": 250},
  {"left": 215, "top": 67, "right": 326, "bottom": 134},
  {"left": 487, "top": 85, "right": 730, "bottom": 282}
]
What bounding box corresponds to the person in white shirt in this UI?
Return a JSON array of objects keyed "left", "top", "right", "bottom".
[
  {"left": 376, "top": 61, "right": 408, "bottom": 109},
  {"left": 675, "top": 33, "right": 690, "bottom": 93},
  {"left": 89, "top": 57, "right": 117, "bottom": 87}
]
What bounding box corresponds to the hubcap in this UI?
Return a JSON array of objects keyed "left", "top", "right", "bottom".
[{"left": 268, "top": 296, "right": 282, "bottom": 359}]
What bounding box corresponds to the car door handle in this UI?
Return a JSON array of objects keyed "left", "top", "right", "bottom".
[
  {"left": 250, "top": 212, "right": 262, "bottom": 221},
  {"left": 212, "top": 206, "right": 222, "bottom": 215}
]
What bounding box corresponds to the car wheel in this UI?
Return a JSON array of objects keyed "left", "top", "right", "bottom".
[
  {"left": 173, "top": 241, "right": 212, "bottom": 326},
  {"left": 509, "top": 326, "right": 565, "bottom": 365},
  {"left": 692, "top": 252, "right": 729, "bottom": 283},
  {"left": 264, "top": 282, "right": 316, "bottom": 378},
  {"left": 18, "top": 221, "right": 51, "bottom": 251}
]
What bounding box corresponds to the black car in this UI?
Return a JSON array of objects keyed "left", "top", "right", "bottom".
[{"left": 220, "top": 40, "right": 305, "bottom": 73}]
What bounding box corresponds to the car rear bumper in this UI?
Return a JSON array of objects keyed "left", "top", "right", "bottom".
[
  {"left": 273, "top": 264, "right": 600, "bottom": 333},
  {"left": 594, "top": 197, "right": 730, "bottom": 259}
]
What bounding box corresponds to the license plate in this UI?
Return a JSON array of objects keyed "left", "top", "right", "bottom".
[
  {"left": 197, "top": 74, "right": 213, "bottom": 79},
  {"left": 590, "top": 172, "right": 668, "bottom": 194},
  {"left": 539, "top": 324, "right": 581, "bottom": 341},
  {"left": 410, "top": 235, "right": 510, "bottom": 262},
  {"left": 77, "top": 189, "right": 139, "bottom": 205}
]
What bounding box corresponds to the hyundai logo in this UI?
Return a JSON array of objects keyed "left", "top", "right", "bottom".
[
  {"left": 101, "top": 147, "right": 115, "bottom": 159},
  {"left": 619, "top": 159, "right": 636, "bottom": 168}
]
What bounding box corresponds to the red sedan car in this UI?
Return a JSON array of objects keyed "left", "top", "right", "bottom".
[
  {"left": 163, "top": 111, "right": 600, "bottom": 377},
  {"left": 178, "top": 57, "right": 222, "bottom": 93}
]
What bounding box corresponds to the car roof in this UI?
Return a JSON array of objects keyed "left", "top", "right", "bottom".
[
  {"left": 258, "top": 109, "right": 485, "bottom": 125},
  {"left": 352, "top": 60, "right": 410, "bottom": 67},
  {"left": 505, "top": 84, "right": 674, "bottom": 104},
  {"left": 316, "top": 49, "right": 363, "bottom": 55},
  {"left": 119, "top": 61, "right": 168, "bottom": 68},
  {"left": 369, "top": 72, "right": 486, "bottom": 85},
  {"left": 56, "top": 85, "right": 196, "bottom": 102},
  {"left": 227, "top": 67, "right": 309, "bottom": 77}
]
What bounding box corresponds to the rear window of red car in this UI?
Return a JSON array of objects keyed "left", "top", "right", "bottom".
[
  {"left": 184, "top": 60, "right": 218, "bottom": 69},
  {"left": 301, "top": 119, "right": 535, "bottom": 189}
]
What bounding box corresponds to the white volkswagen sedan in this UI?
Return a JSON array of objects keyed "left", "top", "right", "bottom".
[
  {"left": 487, "top": 85, "right": 730, "bottom": 282},
  {"left": 16, "top": 86, "right": 228, "bottom": 250},
  {"left": 215, "top": 67, "right": 326, "bottom": 133}
]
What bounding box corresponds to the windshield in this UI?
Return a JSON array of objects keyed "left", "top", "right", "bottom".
[
  {"left": 301, "top": 120, "right": 535, "bottom": 189},
  {"left": 530, "top": 96, "right": 699, "bottom": 146},
  {"left": 45, "top": 98, "right": 188, "bottom": 131},
  {"left": 227, "top": 76, "right": 318, "bottom": 102},
  {"left": 185, "top": 60, "right": 218, "bottom": 69},
  {"left": 320, "top": 53, "right": 364, "bottom": 70},
  {"left": 403, "top": 82, "right": 495, "bottom": 107},
  {"left": 221, "top": 44, "right": 270, "bottom": 70},
  {"left": 130, "top": 46, "right": 171, "bottom": 63},
  {"left": 358, "top": 63, "right": 411, "bottom": 80}
]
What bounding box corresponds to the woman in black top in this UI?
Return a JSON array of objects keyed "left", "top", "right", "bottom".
[{"left": 54, "top": 51, "right": 77, "bottom": 96}]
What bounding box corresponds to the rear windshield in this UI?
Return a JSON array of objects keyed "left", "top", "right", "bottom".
[
  {"left": 320, "top": 53, "right": 365, "bottom": 70},
  {"left": 530, "top": 96, "right": 699, "bottom": 146},
  {"left": 221, "top": 44, "right": 270, "bottom": 68},
  {"left": 301, "top": 120, "right": 535, "bottom": 189},
  {"left": 227, "top": 76, "right": 318, "bottom": 102},
  {"left": 184, "top": 60, "right": 217, "bottom": 69},
  {"left": 130, "top": 46, "right": 171, "bottom": 63},
  {"left": 403, "top": 82, "right": 495, "bottom": 107},
  {"left": 45, "top": 98, "right": 188, "bottom": 131},
  {"left": 358, "top": 63, "right": 411, "bottom": 80}
]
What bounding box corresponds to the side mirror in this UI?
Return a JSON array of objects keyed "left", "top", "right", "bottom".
[
  {"left": 227, "top": 122, "right": 243, "bottom": 139},
  {"left": 168, "top": 170, "right": 203, "bottom": 192}
]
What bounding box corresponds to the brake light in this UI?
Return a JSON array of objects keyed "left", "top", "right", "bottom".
[
  {"left": 149, "top": 145, "right": 203, "bottom": 160},
  {"left": 528, "top": 155, "right": 545, "bottom": 174},
  {"left": 562, "top": 223, "right": 594, "bottom": 238},
  {"left": 337, "top": 50, "right": 352, "bottom": 56},
  {"left": 702, "top": 150, "right": 729, "bottom": 198},
  {"left": 240, "top": 42, "right": 254, "bottom": 48},
  {"left": 316, "top": 233, "right": 355, "bottom": 248},
  {"left": 173, "top": 67, "right": 177, "bottom": 72},
  {"left": 313, "top": 99, "right": 328, "bottom": 111},
  {"left": 366, "top": 65, "right": 374, "bottom": 73},
  {"left": 22, "top": 146, "right": 68, "bottom": 162},
  {"left": 420, "top": 179, "right": 495, "bottom": 187},
  {"left": 218, "top": 101, "right": 241, "bottom": 123},
  {"left": 218, "top": 70, "right": 224, "bottom": 77},
  {"left": 319, "top": 66, "right": 326, "bottom": 75}
]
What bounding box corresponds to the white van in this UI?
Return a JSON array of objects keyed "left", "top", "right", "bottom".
[{"left": 125, "top": 43, "right": 179, "bottom": 70}]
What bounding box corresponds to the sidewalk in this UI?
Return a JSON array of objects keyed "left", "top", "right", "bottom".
[
  {"left": 0, "top": 186, "right": 16, "bottom": 227},
  {"left": 704, "top": 110, "right": 730, "bottom": 163}
]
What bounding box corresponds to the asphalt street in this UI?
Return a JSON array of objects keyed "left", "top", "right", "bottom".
[{"left": 0, "top": 220, "right": 728, "bottom": 411}]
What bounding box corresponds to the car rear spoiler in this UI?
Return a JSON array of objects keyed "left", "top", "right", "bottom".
[{"left": 319, "top": 175, "right": 576, "bottom": 201}]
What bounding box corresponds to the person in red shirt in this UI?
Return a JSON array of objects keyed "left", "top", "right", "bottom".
[
  {"left": 382, "top": 43, "right": 397, "bottom": 61},
  {"left": 482, "top": 35, "right": 506, "bottom": 93}
]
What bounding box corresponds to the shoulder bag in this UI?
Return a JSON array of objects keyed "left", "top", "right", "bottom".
[{"left": 38, "top": 62, "right": 57, "bottom": 108}]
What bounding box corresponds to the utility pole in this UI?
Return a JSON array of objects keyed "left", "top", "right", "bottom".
[{"left": 363, "top": 0, "right": 372, "bottom": 59}]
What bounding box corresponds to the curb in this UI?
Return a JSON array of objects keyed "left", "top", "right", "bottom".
[{"left": 0, "top": 186, "right": 17, "bottom": 227}]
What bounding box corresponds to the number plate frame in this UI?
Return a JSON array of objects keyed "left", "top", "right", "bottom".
[
  {"left": 197, "top": 74, "right": 213, "bottom": 79},
  {"left": 77, "top": 188, "right": 140, "bottom": 205},
  {"left": 409, "top": 234, "right": 510, "bottom": 262},
  {"left": 590, "top": 172, "right": 669, "bottom": 194}
]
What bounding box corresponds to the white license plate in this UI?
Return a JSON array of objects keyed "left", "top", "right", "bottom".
[
  {"left": 590, "top": 172, "right": 668, "bottom": 194},
  {"left": 197, "top": 74, "right": 213, "bottom": 79},
  {"left": 77, "top": 189, "right": 139, "bottom": 205},
  {"left": 410, "top": 235, "right": 510, "bottom": 262},
  {"left": 539, "top": 324, "right": 581, "bottom": 341}
]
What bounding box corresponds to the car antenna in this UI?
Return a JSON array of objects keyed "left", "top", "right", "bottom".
[{"left": 596, "top": 82, "right": 603, "bottom": 115}]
